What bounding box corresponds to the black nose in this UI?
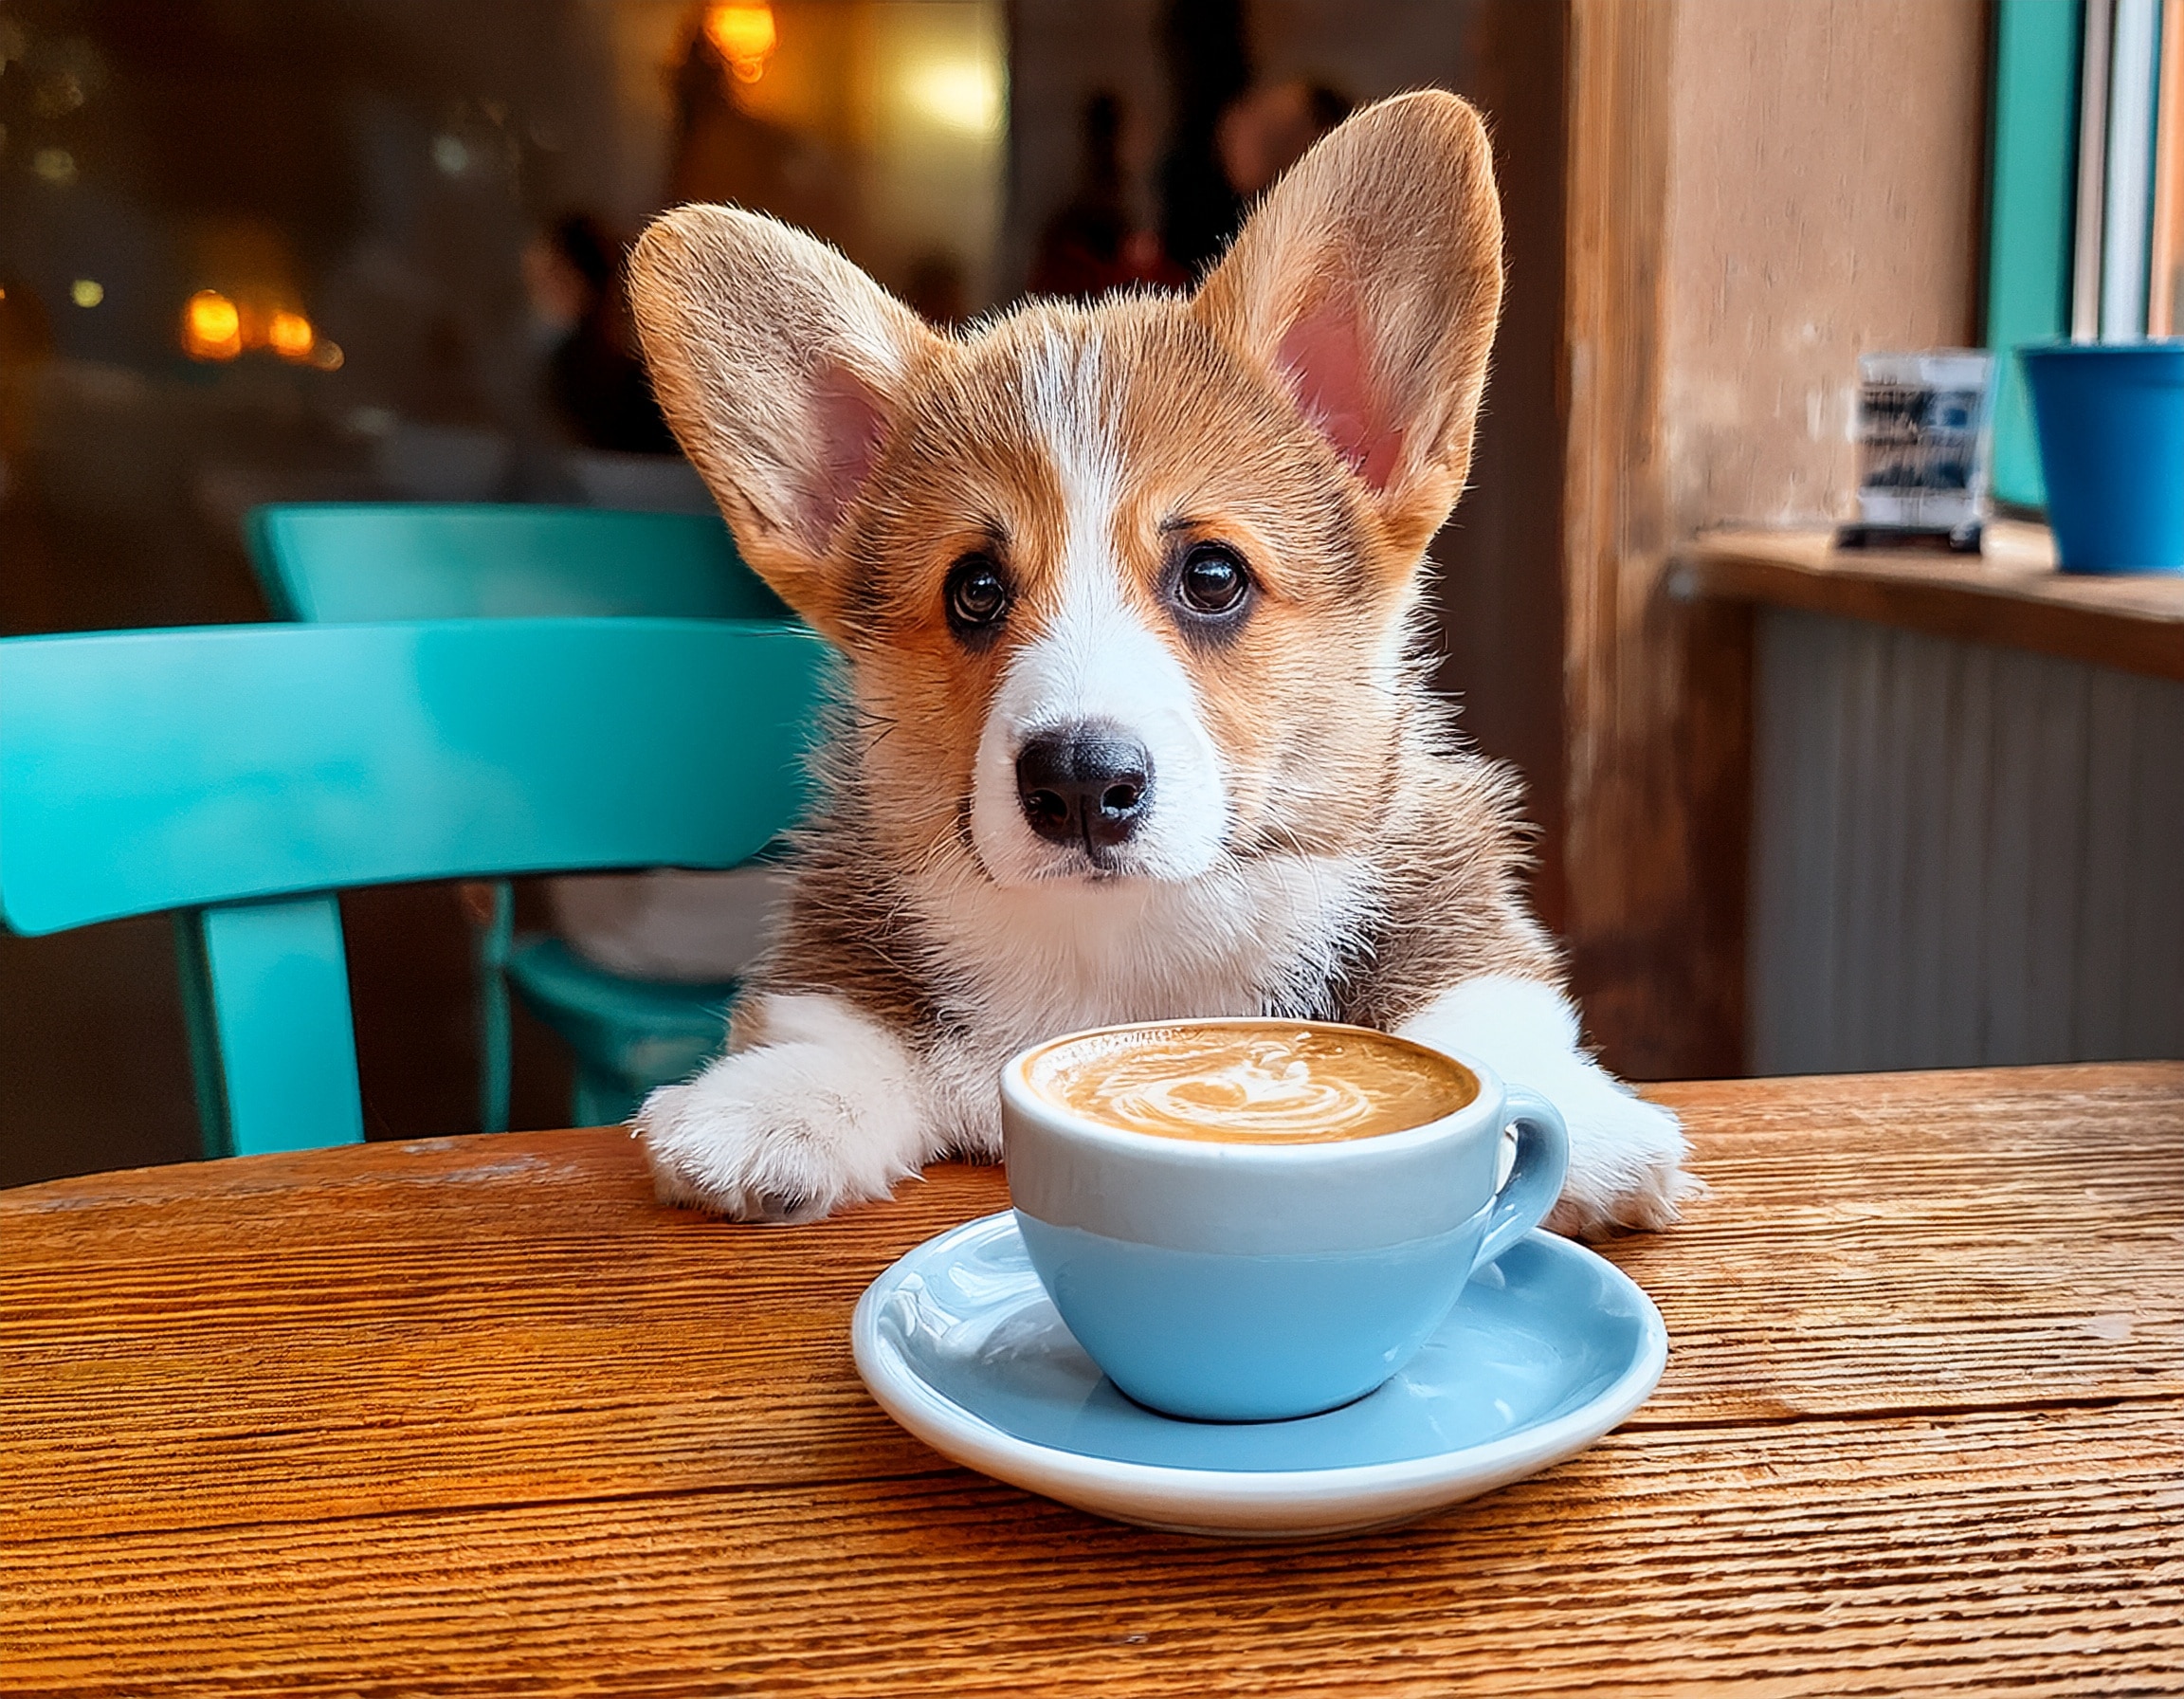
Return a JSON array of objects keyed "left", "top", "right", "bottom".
[{"left": 1015, "top": 725, "right": 1155, "bottom": 851}]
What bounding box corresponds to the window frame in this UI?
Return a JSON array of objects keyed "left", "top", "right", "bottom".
[{"left": 1984, "top": 0, "right": 2084, "bottom": 512}]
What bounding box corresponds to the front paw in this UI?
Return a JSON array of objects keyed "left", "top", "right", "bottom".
[
  {"left": 1545, "top": 1087, "right": 1703, "bottom": 1240},
  {"left": 636, "top": 1043, "right": 921, "bottom": 1222}
]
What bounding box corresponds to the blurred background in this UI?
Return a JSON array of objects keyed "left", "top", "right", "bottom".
[
  {"left": 2, "top": 0, "right": 1566, "bottom": 1179},
  {"left": 4, "top": 0, "right": 2178, "bottom": 1184}
]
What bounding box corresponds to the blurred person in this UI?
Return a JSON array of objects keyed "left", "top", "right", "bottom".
[
  {"left": 664, "top": 15, "right": 846, "bottom": 250},
  {"left": 1218, "top": 79, "right": 1354, "bottom": 199},
  {"left": 1156, "top": 0, "right": 1253, "bottom": 276},
  {"left": 524, "top": 213, "right": 676, "bottom": 456},
  {"left": 1029, "top": 91, "right": 1184, "bottom": 301}
]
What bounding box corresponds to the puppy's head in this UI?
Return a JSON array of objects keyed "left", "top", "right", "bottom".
[{"left": 631, "top": 91, "right": 1502, "bottom": 892}]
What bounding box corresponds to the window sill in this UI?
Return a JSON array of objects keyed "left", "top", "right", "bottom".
[{"left": 1673, "top": 522, "right": 2184, "bottom": 684}]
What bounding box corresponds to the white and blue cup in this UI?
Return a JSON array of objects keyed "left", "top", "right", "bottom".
[{"left": 1001, "top": 1019, "right": 1569, "bottom": 1422}]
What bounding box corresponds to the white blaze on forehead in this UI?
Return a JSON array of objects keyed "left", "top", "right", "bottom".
[
  {"left": 1024, "top": 324, "right": 1119, "bottom": 564},
  {"left": 967, "top": 329, "right": 1229, "bottom": 886}
]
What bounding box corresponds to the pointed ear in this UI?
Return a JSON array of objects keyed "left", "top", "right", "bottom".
[
  {"left": 1192, "top": 91, "right": 1504, "bottom": 557},
  {"left": 628, "top": 205, "right": 942, "bottom": 634}
]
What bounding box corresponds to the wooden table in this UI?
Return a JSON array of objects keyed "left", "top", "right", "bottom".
[{"left": 5, "top": 1066, "right": 2181, "bottom": 1695}]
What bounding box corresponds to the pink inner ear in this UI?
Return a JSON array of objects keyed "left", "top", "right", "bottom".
[
  {"left": 799, "top": 362, "right": 891, "bottom": 547},
  {"left": 1277, "top": 292, "right": 1404, "bottom": 491}
]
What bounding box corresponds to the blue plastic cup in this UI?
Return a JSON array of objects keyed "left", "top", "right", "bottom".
[{"left": 2019, "top": 341, "right": 2184, "bottom": 574}]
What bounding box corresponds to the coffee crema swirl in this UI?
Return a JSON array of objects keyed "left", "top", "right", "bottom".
[{"left": 1027, "top": 1023, "right": 1476, "bottom": 1143}]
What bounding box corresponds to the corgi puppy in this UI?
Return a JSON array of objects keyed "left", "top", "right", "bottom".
[{"left": 627, "top": 91, "right": 1694, "bottom": 1236}]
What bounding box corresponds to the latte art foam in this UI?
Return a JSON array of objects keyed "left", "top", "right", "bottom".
[{"left": 1027, "top": 1023, "right": 1476, "bottom": 1142}]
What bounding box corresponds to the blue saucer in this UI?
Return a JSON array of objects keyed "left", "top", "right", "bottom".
[{"left": 852, "top": 1212, "right": 1667, "bottom": 1537}]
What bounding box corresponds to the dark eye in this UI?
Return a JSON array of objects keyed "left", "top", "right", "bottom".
[
  {"left": 945, "top": 553, "right": 1010, "bottom": 635},
  {"left": 1177, "top": 543, "right": 1251, "bottom": 616}
]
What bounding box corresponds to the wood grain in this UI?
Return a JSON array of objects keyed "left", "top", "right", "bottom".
[
  {"left": 1559, "top": 0, "right": 1751, "bottom": 1081},
  {"left": 4, "top": 1065, "right": 2181, "bottom": 1695},
  {"left": 1683, "top": 524, "right": 2184, "bottom": 685},
  {"left": 7, "top": 1409, "right": 2178, "bottom": 1698}
]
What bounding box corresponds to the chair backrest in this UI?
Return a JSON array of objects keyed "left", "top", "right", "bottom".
[
  {"left": 248, "top": 502, "right": 808, "bottom": 1144},
  {"left": 0, "top": 618, "right": 828, "bottom": 1157},
  {"left": 247, "top": 503, "right": 790, "bottom": 624}
]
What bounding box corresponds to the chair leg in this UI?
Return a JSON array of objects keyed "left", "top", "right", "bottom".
[
  {"left": 173, "top": 910, "right": 235, "bottom": 1160},
  {"left": 469, "top": 881, "right": 516, "bottom": 1135},
  {"left": 571, "top": 1067, "right": 642, "bottom": 1132},
  {"left": 173, "top": 899, "right": 366, "bottom": 1157}
]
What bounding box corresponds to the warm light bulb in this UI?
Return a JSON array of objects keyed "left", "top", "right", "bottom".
[
  {"left": 703, "top": 3, "right": 776, "bottom": 82},
  {"left": 267, "top": 310, "right": 315, "bottom": 359},
  {"left": 183, "top": 290, "right": 243, "bottom": 360},
  {"left": 69, "top": 278, "right": 102, "bottom": 308},
  {"left": 905, "top": 56, "right": 1005, "bottom": 138}
]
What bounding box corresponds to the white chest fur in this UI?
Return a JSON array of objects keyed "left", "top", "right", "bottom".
[{"left": 906, "top": 849, "right": 1376, "bottom": 1055}]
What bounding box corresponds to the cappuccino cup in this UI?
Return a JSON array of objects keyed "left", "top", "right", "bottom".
[{"left": 1001, "top": 1019, "right": 1569, "bottom": 1422}]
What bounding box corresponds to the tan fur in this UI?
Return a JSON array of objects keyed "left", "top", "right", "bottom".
[
  {"left": 1192, "top": 89, "right": 1503, "bottom": 558},
  {"left": 627, "top": 92, "right": 1691, "bottom": 1233}
]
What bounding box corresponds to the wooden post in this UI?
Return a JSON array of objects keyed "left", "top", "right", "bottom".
[{"left": 1559, "top": 0, "right": 1753, "bottom": 1079}]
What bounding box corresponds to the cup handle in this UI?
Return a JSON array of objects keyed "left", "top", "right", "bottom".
[{"left": 1470, "top": 1087, "right": 1570, "bottom": 1270}]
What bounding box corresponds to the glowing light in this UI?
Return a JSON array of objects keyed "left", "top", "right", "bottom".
[
  {"left": 183, "top": 290, "right": 243, "bottom": 360},
  {"left": 703, "top": 4, "right": 776, "bottom": 82},
  {"left": 267, "top": 310, "right": 315, "bottom": 359},
  {"left": 904, "top": 55, "right": 1004, "bottom": 138},
  {"left": 33, "top": 147, "right": 76, "bottom": 185},
  {"left": 310, "top": 339, "right": 344, "bottom": 372},
  {"left": 432, "top": 134, "right": 469, "bottom": 176},
  {"left": 69, "top": 278, "right": 102, "bottom": 308}
]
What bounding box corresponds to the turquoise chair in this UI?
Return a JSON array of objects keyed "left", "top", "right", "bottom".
[
  {"left": 245, "top": 504, "right": 789, "bottom": 624},
  {"left": 0, "top": 618, "right": 827, "bottom": 1157},
  {"left": 246, "top": 503, "right": 797, "bottom": 1131}
]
